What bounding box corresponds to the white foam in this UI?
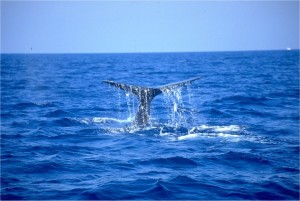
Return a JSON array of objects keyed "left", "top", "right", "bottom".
[
  {"left": 214, "top": 125, "right": 241, "bottom": 132},
  {"left": 193, "top": 125, "right": 242, "bottom": 132},
  {"left": 92, "top": 117, "right": 133, "bottom": 123},
  {"left": 176, "top": 124, "right": 247, "bottom": 142},
  {"left": 79, "top": 118, "right": 90, "bottom": 125},
  {"left": 178, "top": 132, "right": 240, "bottom": 141},
  {"left": 178, "top": 133, "right": 199, "bottom": 140}
]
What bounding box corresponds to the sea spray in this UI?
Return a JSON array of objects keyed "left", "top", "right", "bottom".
[
  {"left": 162, "top": 87, "right": 188, "bottom": 128},
  {"left": 117, "top": 88, "right": 122, "bottom": 119},
  {"left": 125, "top": 92, "right": 137, "bottom": 120},
  {"left": 186, "top": 84, "right": 196, "bottom": 125}
]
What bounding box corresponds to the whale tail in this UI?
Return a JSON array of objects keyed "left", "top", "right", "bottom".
[{"left": 103, "top": 77, "right": 201, "bottom": 126}]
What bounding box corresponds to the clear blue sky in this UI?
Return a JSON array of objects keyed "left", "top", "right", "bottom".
[{"left": 1, "top": 0, "right": 299, "bottom": 53}]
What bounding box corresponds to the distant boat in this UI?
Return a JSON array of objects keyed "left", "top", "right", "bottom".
[{"left": 286, "top": 47, "right": 292, "bottom": 51}]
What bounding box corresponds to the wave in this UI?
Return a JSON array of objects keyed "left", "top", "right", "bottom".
[
  {"left": 1, "top": 190, "right": 25, "bottom": 200},
  {"left": 215, "top": 95, "right": 270, "bottom": 106},
  {"left": 1, "top": 113, "right": 16, "bottom": 119},
  {"left": 276, "top": 167, "right": 299, "bottom": 173},
  {"left": 53, "top": 116, "right": 135, "bottom": 128},
  {"left": 219, "top": 151, "right": 270, "bottom": 166},
  {"left": 21, "top": 161, "right": 65, "bottom": 174},
  {"left": 45, "top": 109, "right": 72, "bottom": 117},
  {"left": 239, "top": 108, "right": 271, "bottom": 117},
  {"left": 12, "top": 101, "right": 60, "bottom": 109},
  {"left": 138, "top": 156, "right": 198, "bottom": 168},
  {"left": 259, "top": 181, "right": 299, "bottom": 200},
  {"left": 170, "top": 175, "right": 199, "bottom": 184},
  {"left": 141, "top": 180, "right": 174, "bottom": 199},
  {"left": 13, "top": 102, "right": 39, "bottom": 109},
  {"left": 205, "top": 108, "right": 233, "bottom": 118},
  {"left": 76, "top": 128, "right": 104, "bottom": 135},
  {"left": 52, "top": 117, "right": 89, "bottom": 127},
  {"left": 268, "top": 90, "right": 299, "bottom": 98}
]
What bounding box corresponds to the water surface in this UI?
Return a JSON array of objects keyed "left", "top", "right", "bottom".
[{"left": 1, "top": 51, "right": 299, "bottom": 200}]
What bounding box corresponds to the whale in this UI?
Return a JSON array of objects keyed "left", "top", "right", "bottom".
[{"left": 103, "top": 77, "right": 201, "bottom": 127}]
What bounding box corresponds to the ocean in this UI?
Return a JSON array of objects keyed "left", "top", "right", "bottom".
[{"left": 1, "top": 50, "right": 299, "bottom": 200}]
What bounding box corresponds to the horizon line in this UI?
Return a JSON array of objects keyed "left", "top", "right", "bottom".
[{"left": 1, "top": 48, "right": 299, "bottom": 55}]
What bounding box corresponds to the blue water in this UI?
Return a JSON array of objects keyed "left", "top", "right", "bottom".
[{"left": 1, "top": 51, "right": 299, "bottom": 200}]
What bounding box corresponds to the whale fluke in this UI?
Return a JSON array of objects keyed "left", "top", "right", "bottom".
[
  {"left": 103, "top": 77, "right": 201, "bottom": 126},
  {"left": 156, "top": 77, "right": 201, "bottom": 91}
]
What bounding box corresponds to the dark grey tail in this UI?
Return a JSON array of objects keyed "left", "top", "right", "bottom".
[{"left": 103, "top": 77, "right": 200, "bottom": 126}]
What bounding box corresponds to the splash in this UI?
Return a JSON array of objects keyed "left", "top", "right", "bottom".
[
  {"left": 115, "top": 89, "right": 137, "bottom": 121},
  {"left": 162, "top": 87, "right": 187, "bottom": 127},
  {"left": 111, "top": 84, "right": 195, "bottom": 128},
  {"left": 125, "top": 92, "right": 137, "bottom": 120},
  {"left": 117, "top": 88, "right": 122, "bottom": 118}
]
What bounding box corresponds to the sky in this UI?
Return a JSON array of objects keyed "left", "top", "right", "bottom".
[{"left": 1, "top": 0, "right": 299, "bottom": 53}]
